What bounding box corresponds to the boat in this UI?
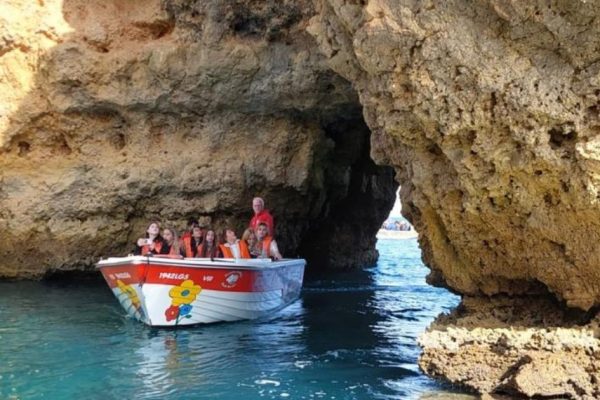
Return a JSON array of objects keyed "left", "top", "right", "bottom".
[
  {"left": 97, "top": 255, "right": 306, "bottom": 327},
  {"left": 376, "top": 229, "right": 418, "bottom": 240}
]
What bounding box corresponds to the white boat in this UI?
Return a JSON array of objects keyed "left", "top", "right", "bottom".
[
  {"left": 96, "top": 255, "right": 306, "bottom": 327},
  {"left": 376, "top": 229, "right": 418, "bottom": 240}
]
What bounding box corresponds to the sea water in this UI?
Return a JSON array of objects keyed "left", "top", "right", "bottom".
[{"left": 0, "top": 239, "right": 473, "bottom": 400}]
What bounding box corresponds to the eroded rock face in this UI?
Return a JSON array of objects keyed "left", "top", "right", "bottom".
[
  {"left": 0, "top": 0, "right": 396, "bottom": 277},
  {"left": 419, "top": 296, "right": 600, "bottom": 399},
  {"left": 6, "top": 0, "right": 600, "bottom": 396},
  {"left": 309, "top": 0, "right": 600, "bottom": 310},
  {"left": 307, "top": 0, "right": 600, "bottom": 397}
]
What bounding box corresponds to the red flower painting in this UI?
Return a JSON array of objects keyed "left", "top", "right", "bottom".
[{"left": 164, "top": 305, "right": 180, "bottom": 321}]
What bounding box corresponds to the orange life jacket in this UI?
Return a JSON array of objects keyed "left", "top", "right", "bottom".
[
  {"left": 219, "top": 241, "right": 251, "bottom": 259},
  {"left": 260, "top": 236, "right": 273, "bottom": 257},
  {"left": 182, "top": 236, "right": 202, "bottom": 257},
  {"left": 141, "top": 240, "right": 163, "bottom": 255}
]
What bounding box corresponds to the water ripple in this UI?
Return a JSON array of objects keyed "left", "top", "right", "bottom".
[{"left": 0, "top": 238, "right": 471, "bottom": 400}]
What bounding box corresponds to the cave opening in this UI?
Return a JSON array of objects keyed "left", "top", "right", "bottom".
[
  {"left": 379, "top": 188, "right": 417, "bottom": 235},
  {"left": 295, "top": 110, "right": 398, "bottom": 274},
  {"left": 0, "top": 1, "right": 485, "bottom": 398}
]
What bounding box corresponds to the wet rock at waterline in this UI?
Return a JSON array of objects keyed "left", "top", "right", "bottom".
[
  {"left": 0, "top": 0, "right": 396, "bottom": 277},
  {"left": 419, "top": 296, "right": 600, "bottom": 399}
]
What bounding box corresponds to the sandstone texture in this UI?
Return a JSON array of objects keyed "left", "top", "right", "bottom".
[
  {"left": 6, "top": 0, "right": 600, "bottom": 397},
  {"left": 420, "top": 296, "right": 600, "bottom": 399},
  {"left": 306, "top": 0, "right": 600, "bottom": 397},
  {"left": 309, "top": 0, "right": 600, "bottom": 310},
  {"left": 0, "top": 0, "right": 396, "bottom": 277}
]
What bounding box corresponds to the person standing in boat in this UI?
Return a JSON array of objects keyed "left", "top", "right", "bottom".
[
  {"left": 161, "top": 228, "right": 182, "bottom": 256},
  {"left": 249, "top": 197, "right": 275, "bottom": 236},
  {"left": 255, "top": 222, "right": 283, "bottom": 260},
  {"left": 219, "top": 229, "right": 251, "bottom": 259},
  {"left": 241, "top": 228, "right": 260, "bottom": 258},
  {"left": 134, "top": 221, "right": 164, "bottom": 255},
  {"left": 197, "top": 229, "right": 222, "bottom": 258},
  {"left": 181, "top": 225, "right": 203, "bottom": 257}
]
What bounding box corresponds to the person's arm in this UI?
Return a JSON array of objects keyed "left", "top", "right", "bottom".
[
  {"left": 134, "top": 238, "right": 147, "bottom": 255},
  {"left": 270, "top": 240, "right": 282, "bottom": 260}
]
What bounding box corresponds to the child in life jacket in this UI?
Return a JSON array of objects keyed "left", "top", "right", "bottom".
[
  {"left": 181, "top": 225, "right": 203, "bottom": 257},
  {"left": 160, "top": 228, "right": 182, "bottom": 257},
  {"left": 134, "top": 221, "right": 164, "bottom": 255},
  {"left": 219, "top": 229, "right": 251, "bottom": 259},
  {"left": 255, "top": 222, "right": 282, "bottom": 260},
  {"left": 241, "top": 228, "right": 260, "bottom": 258}
]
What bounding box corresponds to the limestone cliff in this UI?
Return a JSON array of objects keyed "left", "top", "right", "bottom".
[
  {"left": 307, "top": 0, "right": 600, "bottom": 397},
  {"left": 6, "top": 0, "right": 600, "bottom": 397},
  {"left": 419, "top": 296, "right": 600, "bottom": 399},
  {"left": 0, "top": 0, "right": 396, "bottom": 277},
  {"left": 309, "top": 0, "right": 600, "bottom": 311}
]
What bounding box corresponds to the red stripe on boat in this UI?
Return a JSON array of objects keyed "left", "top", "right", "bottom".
[{"left": 99, "top": 264, "right": 300, "bottom": 292}]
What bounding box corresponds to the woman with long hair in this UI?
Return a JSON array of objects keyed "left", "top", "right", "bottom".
[
  {"left": 160, "top": 228, "right": 181, "bottom": 256},
  {"left": 182, "top": 225, "right": 204, "bottom": 257},
  {"left": 241, "top": 228, "right": 259, "bottom": 258},
  {"left": 197, "top": 229, "right": 222, "bottom": 258},
  {"left": 134, "top": 221, "right": 164, "bottom": 255}
]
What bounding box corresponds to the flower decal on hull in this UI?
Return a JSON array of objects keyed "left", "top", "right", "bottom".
[
  {"left": 164, "top": 279, "right": 202, "bottom": 324},
  {"left": 165, "top": 305, "right": 180, "bottom": 322},
  {"left": 170, "top": 280, "right": 202, "bottom": 305},
  {"left": 117, "top": 279, "right": 141, "bottom": 309},
  {"left": 116, "top": 279, "right": 146, "bottom": 321}
]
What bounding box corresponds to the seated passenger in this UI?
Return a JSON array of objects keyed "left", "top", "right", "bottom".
[
  {"left": 197, "top": 229, "right": 222, "bottom": 258},
  {"left": 134, "top": 221, "right": 164, "bottom": 255},
  {"left": 219, "top": 229, "right": 251, "bottom": 259},
  {"left": 181, "top": 217, "right": 199, "bottom": 241},
  {"left": 255, "top": 222, "right": 283, "bottom": 260},
  {"left": 182, "top": 225, "right": 203, "bottom": 257},
  {"left": 241, "top": 228, "right": 259, "bottom": 258},
  {"left": 160, "top": 228, "right": 182, "bottom": 256}
]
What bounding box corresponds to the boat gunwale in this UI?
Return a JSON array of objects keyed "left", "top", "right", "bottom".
[{"left": 96, "top": 256, "right": 306, "bottom": 271}]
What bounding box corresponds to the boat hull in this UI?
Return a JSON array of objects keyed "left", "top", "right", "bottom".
[{"left": 97, "top": 256, "right": 305, "bottom": 327}]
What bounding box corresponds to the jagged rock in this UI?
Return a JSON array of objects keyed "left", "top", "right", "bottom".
[
  {"left": 419, "top": 296, "right": 600, "bottom": 398},
  {"left": 0, "top": 0, "right": 396, "bottom": 277},
  {"left": 306, "top": 1, "right": 600, "bottom": 396},
  {"left": 309, "top": 0, "right": 600, "bottom": 309},
  {"left": 6, "top": 0, "right": 600, "bottom": 397}
]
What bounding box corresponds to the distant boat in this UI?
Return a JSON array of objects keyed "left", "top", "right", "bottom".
[
  {"left": 376, "top": 229, "right": 418, "bottom": 240},
  {"left": 97, "top": 256, "right": 305, "bottom": 327}
]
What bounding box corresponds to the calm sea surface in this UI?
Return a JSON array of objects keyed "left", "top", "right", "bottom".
[{"left": 0, "top": 239, "right": 473, "bottom": 400}]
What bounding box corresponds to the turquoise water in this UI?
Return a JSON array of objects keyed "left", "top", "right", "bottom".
[{"left": 0, "top": 239, "right": 468, "bottom": 400}]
